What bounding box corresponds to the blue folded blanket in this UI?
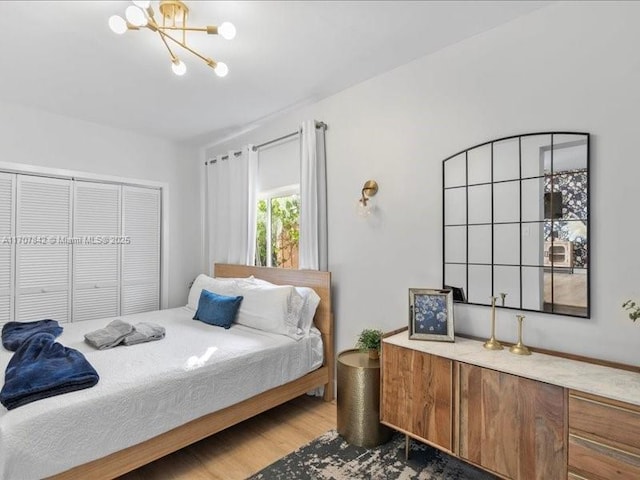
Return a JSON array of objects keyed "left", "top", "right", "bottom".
[
  {"left": 2, "top": 319, "right": 63, "bottom": 351},
  {"left": 0, "top": 332, "right": 99, "bottom": 410}
]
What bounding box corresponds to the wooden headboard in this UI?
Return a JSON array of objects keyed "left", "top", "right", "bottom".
[{"left": 213, "top": 263, "right": 334, "bottom": 394}]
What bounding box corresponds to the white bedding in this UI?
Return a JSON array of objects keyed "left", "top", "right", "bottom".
[{"left": 0, "top": 307, "right": 323, "bottom": 479}]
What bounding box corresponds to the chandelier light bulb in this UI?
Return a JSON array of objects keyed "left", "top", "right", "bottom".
[
  {"left": 218, "top": 22, "right": 236, "bottom": 40},
  {"left": 125, "top": 5, "right": 147, "bottom": 27},
  {"left": 109, "top": 2, "right": 233, "bottom": 78},
  {"left": 132, "top": 1, "right": 151, "bottom": 9},
  {"left": 108, "top": 15, "right": 128, "bottom": 35},
  {"left": 214, "top": 62, "right": 229, "bottom": 77},
  {"left": 172, "top": 59, "right": 187, "bottom": 76}
]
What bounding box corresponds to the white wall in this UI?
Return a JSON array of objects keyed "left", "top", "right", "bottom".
[
  {"left": 194, "top": 2, "right": 640, "bottom": 366},
  {"left": 0, "top": 100, "right": 201, "bottom": 309}
]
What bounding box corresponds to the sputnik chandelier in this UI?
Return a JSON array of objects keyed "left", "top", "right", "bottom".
[{"left": 108, "top": 1, "right": 236, "bottom": 77}]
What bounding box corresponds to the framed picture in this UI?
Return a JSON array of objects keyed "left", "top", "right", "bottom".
[{"left": 409, "top": 288, "right": 455, "bottom": 342}]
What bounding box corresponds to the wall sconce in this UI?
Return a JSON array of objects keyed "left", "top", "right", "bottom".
[{"left": 357, "top": 180, "right": 378, "bottom": 217}]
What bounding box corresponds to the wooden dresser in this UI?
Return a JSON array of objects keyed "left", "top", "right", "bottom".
[
  {"left": 568, "top": 391, "right": 640, "bottom": 480},
  {"left": 381, "top": 333, "right": 640, "bottom": 480}
]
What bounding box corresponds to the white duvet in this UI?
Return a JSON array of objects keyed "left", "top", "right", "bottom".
[{"left": 0, "top": 307, "right": 323, "bottom": 479}]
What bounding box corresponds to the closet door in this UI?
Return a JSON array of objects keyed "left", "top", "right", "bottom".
[
  {"left": 0, "top": 173, "right": 16, "bottom": 325},
  {"left": 15, "top": 176, "right": 72, "bottom": 323},
  {"left": 121, "top": 186, "right": 160, "bottom": 315},
  {"left": 73, "top": 181, "right": 121, "bottom": 322}
]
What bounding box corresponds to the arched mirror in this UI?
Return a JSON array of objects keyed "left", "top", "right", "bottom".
[{"left": 442, "top": 132, "right": 590, "bottom": 317}]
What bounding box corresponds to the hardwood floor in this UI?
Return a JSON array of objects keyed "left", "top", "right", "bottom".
[{"left": 118, "top": 395, "right": 336, "bottom": 480}]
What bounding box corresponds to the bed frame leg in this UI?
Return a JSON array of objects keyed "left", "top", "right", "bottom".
[{"left": 323, "top": 381, "right": 334, "bottom": 401}]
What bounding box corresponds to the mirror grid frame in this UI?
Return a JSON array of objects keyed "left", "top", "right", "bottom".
[{"left": 442, "top": 131, "right": 590, "bottom": 318}]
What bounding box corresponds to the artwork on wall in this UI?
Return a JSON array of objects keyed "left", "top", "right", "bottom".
[{"left": 408, "top": 288, "right": 454, "bottom": 342}]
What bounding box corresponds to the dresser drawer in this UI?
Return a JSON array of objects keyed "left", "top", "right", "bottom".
[
  {"left": 569, "top": 433, "right": 640, "bottom": 480},
  {"left": 569, "top": 391, "right": 640, "bottom": 453}
]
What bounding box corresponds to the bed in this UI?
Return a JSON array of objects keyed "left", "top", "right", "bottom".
[{"left": 0, "top": 264, "right": 334, "bottom": 480}]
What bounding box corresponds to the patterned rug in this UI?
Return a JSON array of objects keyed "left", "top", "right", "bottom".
[{"left": 248, "top": 430, "right": 497, "bottom": 479}]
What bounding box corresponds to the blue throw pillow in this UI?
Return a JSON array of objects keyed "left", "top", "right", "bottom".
[{"left": 193, "top": 290, "right": 243, "bottom": 329}]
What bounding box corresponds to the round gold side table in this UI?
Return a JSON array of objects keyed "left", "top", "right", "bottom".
[{"left": 337, "top": 349, "right": 392, "bottom": 448}]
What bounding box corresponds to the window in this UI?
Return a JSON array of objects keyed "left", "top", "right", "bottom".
[{"left": 256, "top": 185, "right": 300, "bottom": 269}]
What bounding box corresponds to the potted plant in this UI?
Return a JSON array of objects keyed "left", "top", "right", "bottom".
[
  {"left": 356, "top": 328, "right": 384, "bottom": 359},
  {"left": 622, "top": 300, "right": 640, "bottom": 322}
]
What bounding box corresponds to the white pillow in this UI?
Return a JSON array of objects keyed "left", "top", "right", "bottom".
[
  {"left": 245, "top": 277, "right": 321, "bottom": 336},
  {"left": 287, "top": 288, "right": 306, "bottom": 338},
  {"left": 234, "top": 282, "right": 299, "bottom": 338},
  {"left": 296, "top": 287, "right": 321, "bottom": 336},
  {"left": 186, "top": 274, "right": 238, "bottom": 311}
]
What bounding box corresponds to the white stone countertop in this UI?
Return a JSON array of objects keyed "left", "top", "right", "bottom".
[{"left": 384, "top": 332, "right": 640, "bottom": 407}]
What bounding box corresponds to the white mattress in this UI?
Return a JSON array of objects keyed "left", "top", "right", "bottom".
[{"left": 0, "top": 307, "right": 323, "bottom": 479}]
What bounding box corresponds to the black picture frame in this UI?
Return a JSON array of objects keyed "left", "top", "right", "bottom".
[{"left": 443, "top": 285, "right": 466, "bottom": 303}]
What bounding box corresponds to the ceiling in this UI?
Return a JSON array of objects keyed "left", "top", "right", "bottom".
[{"left": 0, "top": 1, "right": 552, "bottom": 143}]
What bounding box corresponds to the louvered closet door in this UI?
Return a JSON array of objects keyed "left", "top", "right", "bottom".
[
  {"left": 16, "top": 176, "right": 72, "bottom": 323},
  {"left": 121, "top": 186, "right": 160, "bottom": 315},
  {"left": 0, "top": 173, "right": 16, "bottom": 326},
  {"left": 73, "top": 181, "right": 121, "bottom": 322}
]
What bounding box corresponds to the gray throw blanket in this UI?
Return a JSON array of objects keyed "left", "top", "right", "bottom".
[
  {"left": 85, "top": 320, "right": 165, "bottom": 349},
  {"left": 122, "top": 322, "right": 165, "bottom": 346},
  {"left": 84, "top": 319, "right": 133, "bottom": 350}
]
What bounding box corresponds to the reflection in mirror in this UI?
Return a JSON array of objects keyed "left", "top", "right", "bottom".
[
  {"left": 493, "top": 181, "right": 520, "bottom": 223},
  {"left": 545, "top": 268, "right": 588, "bottom": 316},
  {"left": 444, "top": 153, "right": 466, "bottom": 188},
  {"left": 494, "top": 266, "right": 520, "bottom": 308},
  {"left": 521, "top": 135, "right": 550, "bottom": 178},
  {"left": 493, "top": 138, "right": 520, "bottom": 182},
  {"left": 444, "top": 226, "right": 466, "bottom": 263},
  {"left": 467, "top": 184, "right": 491, "bottom": 224},
  {"left": 442, "top": 132, "right": 589, "bottom": 318},
  {"left": 467, "top": 265, "right": 491, "bottom": 304},
  {"left": 552, "top": 134, "right": 588, "bottom": 172},
  {"left": 444, "top": 188, "right": 466, "bottom": 225},
  {"left": 521, "top": 177, "right": 544, "bottom": 222},
  {"left": 468, "top": 144, "right": 492, "bottom": 185},
  {"left": 522, "top": 266, "right": 544, "bottom": 310},
  {"left": 493, "top": 223, "right": 519, "bottom": 265},
  {"left": 468, "top": 225, "right": 491, "bottom": 264},
  {"left": 445, "top": 263, "right": 467, "bottom": 300},
  {"left": 522, "top": 223, "right": 544, "bottom": 266}
]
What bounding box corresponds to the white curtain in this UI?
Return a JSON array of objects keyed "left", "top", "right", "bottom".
[
  {"left": 299, "top": 120, "right": 328, "bottom": 271},
  {"left": 206, "top": 145, "right": 258, "bottom": 268}
]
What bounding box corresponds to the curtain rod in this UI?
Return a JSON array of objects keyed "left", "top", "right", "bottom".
[
  {"left": 253, "top": 131, "right": 298, "bottom": 151},
  {"left": 252, "top": 121, "right": 327, "bottom": 152},
  {"left": 204, "top": 121, "right": 327, "bottom": 165}
]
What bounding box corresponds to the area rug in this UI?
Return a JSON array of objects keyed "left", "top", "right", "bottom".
[{"left": 248, "top": 430, "right": 497, "bottom": 479}]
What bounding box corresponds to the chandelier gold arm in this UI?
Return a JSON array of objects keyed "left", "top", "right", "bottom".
[
  {"left": 157, "top": 28, "right": 179, "bottom": 63},
  {"left": 154, "top": 25, "right": 220, "bottom": 35},
  {"left": 157, "top": 29, "right": 219, "bottom": 68}
]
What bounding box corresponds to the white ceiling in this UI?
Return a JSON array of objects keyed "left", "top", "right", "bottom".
[{"left": 0, "top": 1, "right": 552, "bottom": 143}]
